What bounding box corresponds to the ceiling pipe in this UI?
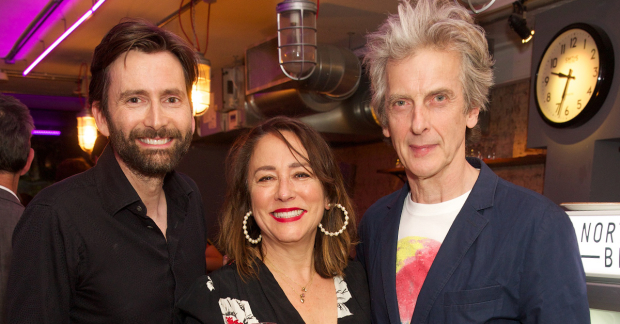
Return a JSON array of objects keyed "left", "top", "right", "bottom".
[
  {"left": 156, "top": 0, "right": 202, "bottom": 27},
  {"left": 246, "top": 44, "right": 360, "bottom": 118},
  {"left": 4, "top": 0, "right": 64, "bottom": 64}
]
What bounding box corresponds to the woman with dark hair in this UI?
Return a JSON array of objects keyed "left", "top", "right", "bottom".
[{"left": 177, "top": 116, "right": 370, "bottom": 323}]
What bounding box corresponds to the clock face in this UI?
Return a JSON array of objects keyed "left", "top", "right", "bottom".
[{"left": 535, "top": 23, "right": 614, "bottom": 128}]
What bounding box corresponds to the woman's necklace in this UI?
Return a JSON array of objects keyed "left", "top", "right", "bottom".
[{"left": 265, "top": 258, "right": 315, "bottom": 303}]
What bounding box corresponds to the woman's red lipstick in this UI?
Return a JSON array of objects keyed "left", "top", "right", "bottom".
[{"left": 271, "top": 208, "right": 306, "bottom": 223}]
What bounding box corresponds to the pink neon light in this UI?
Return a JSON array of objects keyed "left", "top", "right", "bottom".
[
  {"left": 32, "top": 130, "right": 61, "bottom": 136},
  {"left": 23, "top": 0, "right": 106, "bottom": 76}
]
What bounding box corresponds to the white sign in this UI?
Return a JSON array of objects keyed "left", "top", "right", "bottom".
[{"left": 568, "top": 212, "right": 620, "bottom": 279}]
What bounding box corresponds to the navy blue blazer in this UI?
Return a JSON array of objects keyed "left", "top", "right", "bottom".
[{"left": 356, "top": 158, "right": 590, "bottom": 324}]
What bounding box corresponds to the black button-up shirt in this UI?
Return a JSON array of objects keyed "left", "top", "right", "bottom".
[{"left": 6, "top": 146, "right": 207, "bottom": 324}]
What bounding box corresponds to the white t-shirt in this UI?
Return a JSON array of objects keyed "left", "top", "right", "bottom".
[{"left": 395, "top": 190, "right": 470, "bottom": 324}]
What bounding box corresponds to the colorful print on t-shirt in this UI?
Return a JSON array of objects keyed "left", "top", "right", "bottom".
[{"left": 396, "top": 236, "right": 441, "bottom": 324}]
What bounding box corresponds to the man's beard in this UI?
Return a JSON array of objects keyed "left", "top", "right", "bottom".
[{"left": 108, "top": 123, "right": 193, "bottom": 178}]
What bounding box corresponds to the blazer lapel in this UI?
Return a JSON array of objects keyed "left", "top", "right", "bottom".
[
  {"left": 380, "top": 184, "right": 411, "bottom": 324},
  {"left": 410, "top": 158, "right": 496, "bottom": 324}
]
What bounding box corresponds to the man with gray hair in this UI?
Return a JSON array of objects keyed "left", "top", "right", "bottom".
[
  {"left": 0, "top": 93, "right": 34, "bottom": 324},
  {"left": 356, "top": 0, "right": 589, "bottom": 323}
]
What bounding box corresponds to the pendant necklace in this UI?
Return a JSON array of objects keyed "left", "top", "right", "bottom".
[{"left": 266, "top": 258, "right": 315, "bottom": 303}]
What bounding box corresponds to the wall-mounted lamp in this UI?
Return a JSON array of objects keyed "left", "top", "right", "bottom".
[
  {"left": 76, "top": 108, "right": 98, "bottom": 153},
  {"left": 508, "top": 0, "right": 534, "bottom": 43},
  {"left": 192, "top": 53, "right": 211, "bottom": 116},
  {"left": 276, "top": 0, "right": 317, "bottom": 80}
]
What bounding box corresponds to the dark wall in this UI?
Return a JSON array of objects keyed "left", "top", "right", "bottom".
[{"left": 527, "top": 0, "right": 620, "bottom": 203}]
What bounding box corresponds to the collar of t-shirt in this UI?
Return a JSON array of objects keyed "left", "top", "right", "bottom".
[{"left": 398, "top": 190, "right": 471, "bottom": 243}]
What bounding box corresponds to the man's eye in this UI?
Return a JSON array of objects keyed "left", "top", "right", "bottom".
[
  {"left": 167, "top": 97, "right": 180, "bottom": 103},
  {"left": 394, "top": 100, "right": 406, "bottom": 106},
  {"left": 435, "top": 94, "right": 446, "bottom": 102},
  {"left": 128, "top": 97, "right": 140, "bottom": 103},
  {"left": 258, "top": 176, "right": 273, "bottom": 182}
]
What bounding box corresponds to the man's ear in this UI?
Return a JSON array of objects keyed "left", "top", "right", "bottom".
[
  {"left": 382, "top": 126, "right": 391, "bottom": 138},
  {"left": 466, "top": 106, "right": 480, "bottom": 129},
  {"left": 20, "top": 148, "right": 35, "bottom": 176},
  {"left": 92, "top": 102, "right": 110, "bottom": 136}
]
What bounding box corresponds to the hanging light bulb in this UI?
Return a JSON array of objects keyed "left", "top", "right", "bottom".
[
  {"left": 276, "top": 0, "right": 317, "bottom": 80},
  {"left": 192, "top": 53, "right": 211, "bottom": 116},
  {"left": 76, "top": 108, "right": 98, "bottom": 153}
]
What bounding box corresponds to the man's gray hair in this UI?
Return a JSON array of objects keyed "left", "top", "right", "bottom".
[{"left": 364, "top": 0, "right": 494, "bottom": 127}]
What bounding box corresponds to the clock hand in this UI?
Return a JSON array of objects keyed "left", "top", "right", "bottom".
[
  {"left": 557, "top": 69, "right": 574, "bottom": 116},
  {"left": 551, "top": 71, "right": 576, "bottom": 79}
]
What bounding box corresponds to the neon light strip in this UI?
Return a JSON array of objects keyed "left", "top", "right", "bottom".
[
  {"left": 32, "top": 130, "right": 61, "bottom": 136},
  {"left": 23, "top": 0, "right": 106, "bottom": 76}
]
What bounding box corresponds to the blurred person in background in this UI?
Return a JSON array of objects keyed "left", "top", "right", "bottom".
[
  {"left": 0, "top": 93, "right": 34, "bottom": 324},
  {"left": 54, "top": 157, "right": 92, "bottom": 182}
]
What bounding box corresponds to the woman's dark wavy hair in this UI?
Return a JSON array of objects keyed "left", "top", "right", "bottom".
[{"left": 218, "top": 116, "right": 357, "bottom": 280}]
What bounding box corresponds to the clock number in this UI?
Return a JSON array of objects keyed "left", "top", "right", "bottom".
[
  {"left": 565, "top": 108, "right": 570, "bottom": 116},
  {"left": 591, "top": 49, "right": 596, "bottom": 60},
  {"left": 570, "top": 37, "right": 577, "bottom": 48},
  {"left": 546, "top": 93, "right": 551, "bottom": 102},
  {"left": 544, "top": 76, "right": 549, "bottom": 85},
  {"left": 561, "top": 44, "right": 566, "bottom": 54},
  {"left": 587, "top": 87, "right": 592, "bottom": 95},
  {"left": 551, "top": 58, "right": 558, "bottom": 68},
  {"left": 593, "top": 66, "right": 599, "bottom": 77},
  {"left": 555, "top": 103, "right": 561, "bottom": 116},
  {"left": 577, "top": 99, "right": 582, "bottom": 110}
]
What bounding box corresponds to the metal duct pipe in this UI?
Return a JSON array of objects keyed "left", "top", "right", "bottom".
[
  {"left": 246, "top": 88, "right": 341, "bottom": 118},
  {"left": 246, "top": 44, "right": 361, "bottom": 118},
  {"left": 300, "top": 77, "right": 381, "bottom": 135},
  {"left": 302, "top": 44, "right": 361, "bottom": 99}
]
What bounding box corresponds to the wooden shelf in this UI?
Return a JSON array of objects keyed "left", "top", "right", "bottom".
[
  {"left": 482, "top": 154, "right": 546, "bottom": 167},
  {"left": 377, "top": 154, "right": 546, "bottom": 181}
]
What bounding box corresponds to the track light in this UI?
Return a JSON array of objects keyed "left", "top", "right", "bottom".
[{"left": 508, "top": 0, "right": 534, "bottom": 43}]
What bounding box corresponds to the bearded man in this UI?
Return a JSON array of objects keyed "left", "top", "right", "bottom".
[{"left": 6, "top": 20, "right": 207, "bottom": 324}]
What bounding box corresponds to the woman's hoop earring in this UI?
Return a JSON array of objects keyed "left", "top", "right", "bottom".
[
  {"left": 243, "top": 211, "right": 262, "bottom": 244},
  {"left": 319, "top": 203, "right": 350, "bottom": 237}
]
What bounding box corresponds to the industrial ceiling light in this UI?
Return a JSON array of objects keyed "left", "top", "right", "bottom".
[
  {"left": 192, "top": 53, "right": 211, "bottom": 116},
  {"left": 76, "top": 108, "right": 98, "bottom": 153},
  {"left": 276, "top": 0, "right": 317, "bottom": 80},
  {"left": 508, "top": 0, "right": 534, "bottom": 44}
]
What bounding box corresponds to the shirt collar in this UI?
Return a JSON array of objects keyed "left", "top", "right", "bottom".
[
  {"left": 94, "top": 144, "right": 194, "bottom": 216},
  {"left": 0, "top": 184, "right": 19, "bottom": 201},
  {"left": 388, "top": 157, "right": 497, "bottom": 212}
]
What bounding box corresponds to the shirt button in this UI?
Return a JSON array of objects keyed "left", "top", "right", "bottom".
[
  {"left": 147, "top": 225, "right": 153, "bottom": 229},
  {"left": 136, "top": 206, "right": 142, "bottom": 212}
]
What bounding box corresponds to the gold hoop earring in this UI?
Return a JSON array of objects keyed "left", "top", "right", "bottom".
[
  {"left": 243, "top": 211, "right": 262, "bottom": 244},
  {"left": 319, "top": 203, "right": 349, "bottom": 237}
]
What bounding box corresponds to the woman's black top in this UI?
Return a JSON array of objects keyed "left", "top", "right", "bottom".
[{"left": 176, "top": 260, "right": 371, "bottom": 324}]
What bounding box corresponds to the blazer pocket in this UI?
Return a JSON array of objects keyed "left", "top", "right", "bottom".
[{"left": 443, "top": 285, "right": 502, "bottom": 324}]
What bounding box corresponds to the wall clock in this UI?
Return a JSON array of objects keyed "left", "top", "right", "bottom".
[{"left": 535, "top": 23, "right": 614, "bottom": 128}]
